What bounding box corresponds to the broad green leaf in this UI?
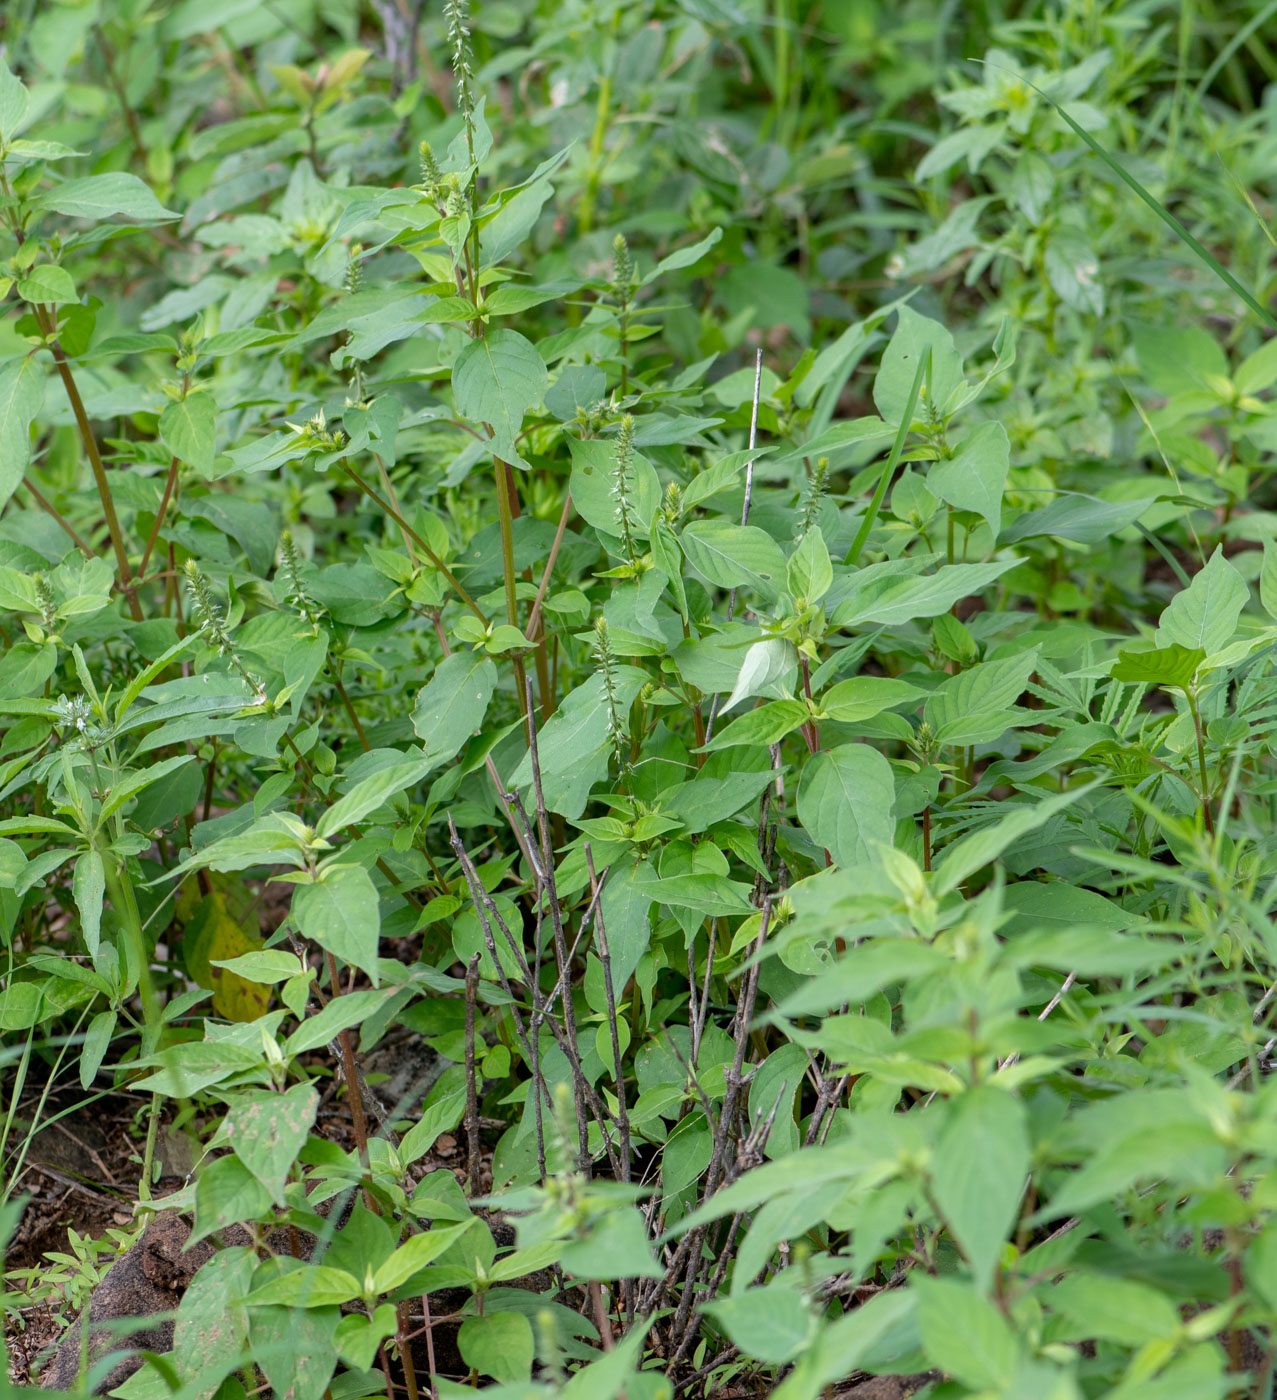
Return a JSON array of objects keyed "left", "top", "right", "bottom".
[
  {"left": 796, "top": 743, "right": 895, "bottom": 869},
  {"left": 787, "top": 526, "right": 833, "bottom": 603},
  {"left": 1155, "top": 548, "right": 1247, "bottom": 656},
  {"left": 914, "top": 1275, "right": 1020, "bottom": 1390},
  {"left": 873, "top": 305, "right": 967, "bottom": 423},
  {"left": 507, "top": 667, "right": 645, "bottom": 819},
  {"left": 72, "top": 849, "right": 105, "bottom": 957},
  {"left": 100, "top": 754, "right": 196, "bottom": 822},
  {"left": 79, "top": 1009, "right": 116, "bottom": 1089},
  {"left": 17, "top": 264, "right": 77, "bottom": 305},
  {"left": 131, "top": 1040, "right": 266, "bottom": 1096},
  {"left": 722, "top": 638, "right": 797, "bottom": 714},
  {"left": 933, "top": 784, "right": 1094, "bottom": 896},
  {"left": 567, "top": 436, "right": 661, "bottom": 538},
  {"left": 224, "top": 1082, "right": 318, "bottom": 1201},
  {"left": 931, "top": 1086, "right": 1029, "bottom": 1292},
  {"left": 924, "top": 647, "right": 1039, "bottom": 740},
  {"left": 558, "top": 1206, "right": 663, "bottom": 1279},
  {"left": 451, "top": 328, "right": 547, "bottom": 470},
  {"left": 703, "top": 699, "right": 810, "bottom": 751},
  {"left": 0, "top": 58, "right": 30, "bottom": 141},
  {"left": 642, "top": 226, "right": 722, "bottom": 284},
  {"left": 0, "top": 355, "right": 46, "bottom": 508},
  {"left": 246, "top": 1265, "right": 361, "bottom": 1304},
  {"left": 411, "top": 651, "right": 498, "bottom": 769},
  {"left": 458, "top": 1311, "right": 535, "bottom": 1383},
  {"left": 1001, "top": 493, "right": 1156, "bottom": 545},
  {"left": 316, "top": 755, "right": 433, "bottom": 838},
  {"left": 399, "top": 1090, "right": 466, "bottom": 1167},
  {"left": 1110, "top": 643, "right": 1204, "bottom": 691},
  {"left": 769, "top": 1291, "right": 917, "bottom": 1400},
  {"left": 172, "top": 1249, "right": 254, "bottom": 1398},
  {"left": 373, "top": 1219, "right": 479, "bottom": 1293},
  {"left": 39, "top": 172, "right": 178, "bottom": 222},
  {"left": 928, "top": 420, "right": 1008, "bottom": 535},
  {"left": 681, "top": 521, "right": 787, "bottom": 598},
  {"left": 291, "top": 865, "right": 381, "bottom": 986},
  {"left": 1049, "top": 1273, "right": 1180, "bottom": 1346},
  {"left": 211, "top": 950, "right": 303, "bottom": 983},
  {"left": 832, "top": 559, "right": 1017, "bottom": 627},
  {"left": 192, "top": 1152, "right": 274, "bottom": 1244},
  {"left": 160, "top": 392, "right": 217, "bottom": 474},
  {"left": 820, "top": 676, "right": 925, "bottom": 723},
  {"left": 284, "top": 987, "right": 395, "bottom": 1055},
  {"left": 251, "top": 1302, "right": 339, "bottom": 1400},
  {"left": 702, "top": 1284, "right": 814, "bottom": 1365}
]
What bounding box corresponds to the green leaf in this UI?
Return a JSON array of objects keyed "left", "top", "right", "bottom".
[
  {"left": 160, "top": 392, "right": 217, "bottom": 474},
  {"left": 933, "top": 785, "right": 1094, "bottom": 896},
  {"left": 787, "top": 526, "right": 833, "bottom": 603},
  {"left": 316, "top": 756, "right": 433, "bottom": 838},
  {"left": 211, "top": 950, "right": 303, "bottom": 983},
  {"left": 914, "top": 1275, "right": 1021, "bottom": 1391},
  {"left": 1001, "top": 493, "right": 1156, "bottom": 545},
  {"left": 702, "top": 1284, "right": 814, "bottom": 1364},
  {"left": 1111, "top": 643, "right": 1205, "bottom": 691},
  {"left": 1155, "top": 548, "right": 1248, "bottom": 656},
  {"left": 131, "top": 1040, "right": 265, "bottom": 1096},
  {"left": 72, "top": 849, "right": 105, "bottom": 957},
  {"left": 703, "top": 699, "right": 810, "bottom": 751},
  {"left": 283, "top": 987, "right": 395, "bottom": 1056},
  {"left": 931, "top": 1086, "right": 1029, "bottom": 1292},
  {"left": 399, "top": 1090, "right": 466, "bottom": 1167},
  {"left": 458, "top": 1311, "right": 535, "bottom": 1383},
  {"left": 796, "top": 743, "right": 895, "bottom": 868},
  {"left": 451, "top": 328, "right": 547, "bottom": 470},
  {"left": 928, "top": 421, "right": 1008, "bottom": 535},
  {"left": 17, "top": 264, "right": 77, "bottom": 305},
  {"left": 79, "top": 1009, "right": 116, "bottom": 1089},
  {"left": 39, "top": 172, "right": 179, "bottom": 223},
  {"left": 568, "top": 436, "right": 661, "bottom": 538},
  {"left": 642, "top": 227, "right": 722, "bottom": 284},
  {"left": 832, "top": 559, "right": 1017, "bottom": 627},
  {"left": 681, "top": 521, "right": 788, "bottom": 597},
  {"left": 225, "top": 1082, "right": 318, "bottom": 1201},
  {"left": 722, "top": 637, "right": 796, "bottom": 714},
  {"left": 373, "top": 1219, "right": 479, "bottom": 1294},
  {"left": 1050, "top": 1273, "right": 1180, "bottom": 1346},
  {"left": 251, "top": 1302, "right": 339, "bottom": 1400},
  {"left": 192, "top": 1152, "right": 274, "bottom": 1244},
  {"left": 291, "top": 865, "right": 381, "bottom": 986},
  {"left": 100, "top": 754, "right": 196, "bottom": 822},
  {"left": 0, "top": 355, "right": 46, "bottom": 508},
  {"left": 0, "top": 58, "right": 31, "bottom": 141},
  {"left": 924, "top": 647, "right": 1039, "bottom": 741},
  {"left": 559, "top": 1206, "right": 662, "bottom": 1279},
  {"left": 820, "top": 676, "right": 925, "bottom": 724},
  {"left": 411, "top": 651, "right": 498, "bottom": 769},
  {"left": 873, "top": 305, "right": 966, "bottom": 424}
]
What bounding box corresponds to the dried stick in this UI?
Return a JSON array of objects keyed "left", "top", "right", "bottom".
[
  {"left": 587, "top": 845, "right": 631, "bottom": 1186},
  {"left": 464, "top": 953, "right": 482, "bottom": 1197}
]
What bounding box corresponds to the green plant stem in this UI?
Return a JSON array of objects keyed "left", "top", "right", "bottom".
[
  {"left": 845, "top": 352, "right": 927, "bottom": 567},
  {"left": 137, "top": 1093, "right": 162, "bottom": 1203},
  {"left": 103, "top": 856, "right": 161, "bottom": 1053},
  {"left": 1188, "top": 689, "right": 1216, "bottom": 837},
  {"left": 330, "top": 664, "right": 370, "bottom": 752},
  {"left": 138, "top": 456, "right": 179, "bottom": 581},
  {"left": 340, "top": 461, "right": 486, "bottom": 622},
  {"left": 577, "top": 15, "right": 620, "bottom": 236},
  {"left": 21, "top": 476, "right": 94, "bottom": 558},
  {"left": 40, "top": 320, "right": 144, "bottom": 621}
]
